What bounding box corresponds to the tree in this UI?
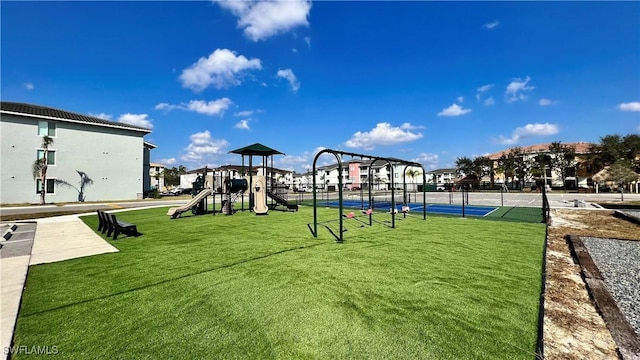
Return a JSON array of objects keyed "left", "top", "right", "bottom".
[
  {"left": 607, "top": 160, "right": 639, "bottom": 201},
  {"left": 510, "top": 147, "right": 529, "bottom": 190},
  {"left": 529, "top": 152, "right": 552, "bottom": 181},
  {"left": 55, "top": 170, "right": 94, "bottom": 202},
  {"left": 577, "top": 151, "right": 605, "bottom": 179},
  {"left": 164, "top": 165, "right": 187, "bottom": 187},
  {"left": 455, "top": 156, "right": 474, "bottom": 176},
  {"left": 591, "top": 134, "right": 640, "bottom": 170},
  {"left": 32, "top": 136, "right": 54, "bottom": 205},
  {"left": 406, "top": 168, "right": 422, "bottom": 190},
  {"left": 622, "top": 134, "right": 640, "bottom": 172},
  {"left": 496, "top": 153, "right": 516, "bottom": 186},
  {"left": 473, "top": 156, "right": 494, "bottom": 187},
  {"left": 548, "top": 142, "right": 577, "bottom": 190}
]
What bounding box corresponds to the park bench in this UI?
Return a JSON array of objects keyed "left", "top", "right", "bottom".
[{"left": 97, "top": 210, "right": 141, "bottom": 240}]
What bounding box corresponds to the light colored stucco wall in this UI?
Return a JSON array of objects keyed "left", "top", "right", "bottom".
[{"left": 1, "top": 113, "right": 146, "bottom": 204}]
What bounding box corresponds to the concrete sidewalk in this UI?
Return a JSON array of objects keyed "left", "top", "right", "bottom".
[{"left": 0, "top": 214, "right": 118, "bottom": 359}]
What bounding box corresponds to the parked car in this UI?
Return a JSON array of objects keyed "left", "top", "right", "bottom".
[{"left": 167, "top": 186, "right": 191, "bottom": 195}]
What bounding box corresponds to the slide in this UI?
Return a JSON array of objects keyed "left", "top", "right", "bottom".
[
  {"left": 253, "top": 176, "right": 268, "bottom": 215},
  {"left": 167, "top": 188, "right": 212, "bottom": 218},
  {"left": 267, "top": 189, "right": 298, "bottom": 211}
]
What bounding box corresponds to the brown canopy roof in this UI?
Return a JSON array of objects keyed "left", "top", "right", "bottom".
[
  {"left": 455, "top": 174, "right": 480, "bottom": 184},
  {"left": 229, "top": 143, "right": 284, "bottom": 156}
]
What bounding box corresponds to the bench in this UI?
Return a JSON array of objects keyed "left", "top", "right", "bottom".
[
  {"left": 97, "top": 210, "right": 108, "bottom": 233},
  {"left": 97, "top": 210, "right": 141, "bottom": 240}
]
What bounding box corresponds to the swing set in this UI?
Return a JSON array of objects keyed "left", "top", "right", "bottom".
[{"left": 307, "top": 149, "right": 427, "bottom": 242}]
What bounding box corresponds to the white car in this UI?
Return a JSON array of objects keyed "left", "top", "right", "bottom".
[{"left": 168, "top": 186, "right": 191, "bottom": 195}]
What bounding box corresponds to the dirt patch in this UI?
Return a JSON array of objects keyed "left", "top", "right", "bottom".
[{"left": 545, "top": 209, "right": 640, "bottom": 359}]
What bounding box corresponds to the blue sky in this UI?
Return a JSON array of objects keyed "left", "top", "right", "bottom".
[{"left": 2, "top": 1, "right": 639, "bottom": 172}]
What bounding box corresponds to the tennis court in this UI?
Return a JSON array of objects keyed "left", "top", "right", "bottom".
[{"left": 316, "top": 199, "right": 497, "bottom": 217}]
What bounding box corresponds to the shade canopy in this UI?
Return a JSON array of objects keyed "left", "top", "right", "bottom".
[
  {"left": 455, "top": 174, "right": 480, "bottom": 184},
  {"left": 229, "top": 143, "right": 285, "bottom": 156}
]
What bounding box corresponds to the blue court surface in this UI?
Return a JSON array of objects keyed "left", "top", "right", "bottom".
[{"left": 317, "top": 200, "right": 497, "bottom": 217}]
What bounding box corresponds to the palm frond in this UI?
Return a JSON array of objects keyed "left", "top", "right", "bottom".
[{"left": 32, "top": 158, "right": 45, "bottom": 179}]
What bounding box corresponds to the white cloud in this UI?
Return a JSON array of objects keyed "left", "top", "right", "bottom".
[
  {"left": 24, "top": 82, "right": 34, "bottom": 90},
  {"left": 216, "top": 0, "right": 311, "bottom": 42},
  {"left": 618, "top": 102, "right": 640, "bottom": 112},
  {"left": 155, "top": 103, "right": 179, "bottom": 111},
  {"left": 154, "top": 98, "right": 233, "bottom": 116},
  {"left": 159, "top": 158, "right": 176, "bottom": 166},
  {"left": 484, "top": 97, "right": 495, "bottom": 106},
  {"left": 345, "top": 122, "right": 423, "bottom": 150},
  {"left": 235, "top": 110, "right": 257, "bottom": 117},
  {"left": 181, "top": 130, "right": 229, "bottom": 162},
  {"left": 88, "top": 112, "right": 113, "bottom": 120},
  {"left": 400, "top": 123, "right": 424, "bottom": 130},
  {"left": 457, "top": 96, "right": 464, "bottom": 103},
  {"left": 413, "top": 153, "right": 439, "bottom": 169},
  {"left": 483, "top": 20, "right": 500, "bottom": 29},
  {"left": 476, "top": 83, "right": 494, "bottom": 101},
  {"left": 505, "top": 76, "right": 535, "bottom": 103},
  {"left": 539, "top": 98, "right": 558, "bottom": 106},
  {"left": 276, "top": 68, "right": 300, "bottom": 92},
  {"left": 186, "top": 98, "right": 232, "bottom": 116},
  {"left": 235, "top": 119, "right": 250, "bottom": 130},
  {"left": 118, "top": 113, "right": 153, "bottom": 129},
  {"left": 279, "top": 155, "right": 308, "bottom": 166},
  {"left": 304, "top": 36, "right": 311, "bottom": 47},
  {"left": 179, "top": 48, "right": 262, "bottom": 91},
  {"left": 437, "top": 104, "right": 472, "bottom": 117},
  {"left": 494, "top": 122, "right": 559, "bottom": 145},
  {"left": 477, "top": 84, "right": 493, "bottom": 93}
]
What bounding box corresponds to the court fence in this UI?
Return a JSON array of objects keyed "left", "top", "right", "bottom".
[{"left": 296, "top": 187, "right": 547, "bottom": 223}]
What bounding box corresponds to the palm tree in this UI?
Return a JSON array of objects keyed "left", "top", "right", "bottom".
[
  {"left": 374, "top": 176, "right": 387, "bottom": 190},
  {"left": 32, "top": 136, "right": 54, "bottom": 204},
  {"left": 405, "top": 168, "right": 422, "bottom": 191},
  {"left": 455, "top": 157, "right": 474, "bottom": 177}
]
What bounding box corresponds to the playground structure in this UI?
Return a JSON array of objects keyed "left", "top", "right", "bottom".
[
  {"left": 167, "top": 171, "right": 213, "bottom": 218},
  {"left": 308, "top": 149, "right": 427, "bottom": 242},
  {"left": 168, "top": 143, "right": 297, "bottom": 218},
  {"left": 229, "top": 143, "right": 299, "bottom": 214}
]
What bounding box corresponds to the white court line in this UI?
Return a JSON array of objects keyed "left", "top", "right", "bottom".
[{"left": 484, "top": 207, "right": 500, "bottom": 216}]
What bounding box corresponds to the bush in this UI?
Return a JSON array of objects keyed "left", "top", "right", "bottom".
[{"left": 148, "top": 189, "right": 161, "bottom": 199}]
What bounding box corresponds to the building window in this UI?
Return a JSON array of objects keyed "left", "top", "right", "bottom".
[
  {"left": 38, "top": 121, "right": 56, "bottom": 137},
  {"left": 36, "top": 179, "right": 55, "bottom": 194},
  {"left": 37, "top": 150, "right": 56, "bottom": 165}
]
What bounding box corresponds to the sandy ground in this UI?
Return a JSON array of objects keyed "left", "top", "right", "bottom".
[{"left": 544, "top": 208, "right": 640, "bottom": 359}]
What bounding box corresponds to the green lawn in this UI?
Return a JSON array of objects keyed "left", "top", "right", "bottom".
[{"left": 14, "top": 206, "right": 546, "bottom": 359}]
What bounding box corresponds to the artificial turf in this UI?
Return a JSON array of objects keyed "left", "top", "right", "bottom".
[{"left": 13, "top": 206, "right": 546, "bottom": 359}]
